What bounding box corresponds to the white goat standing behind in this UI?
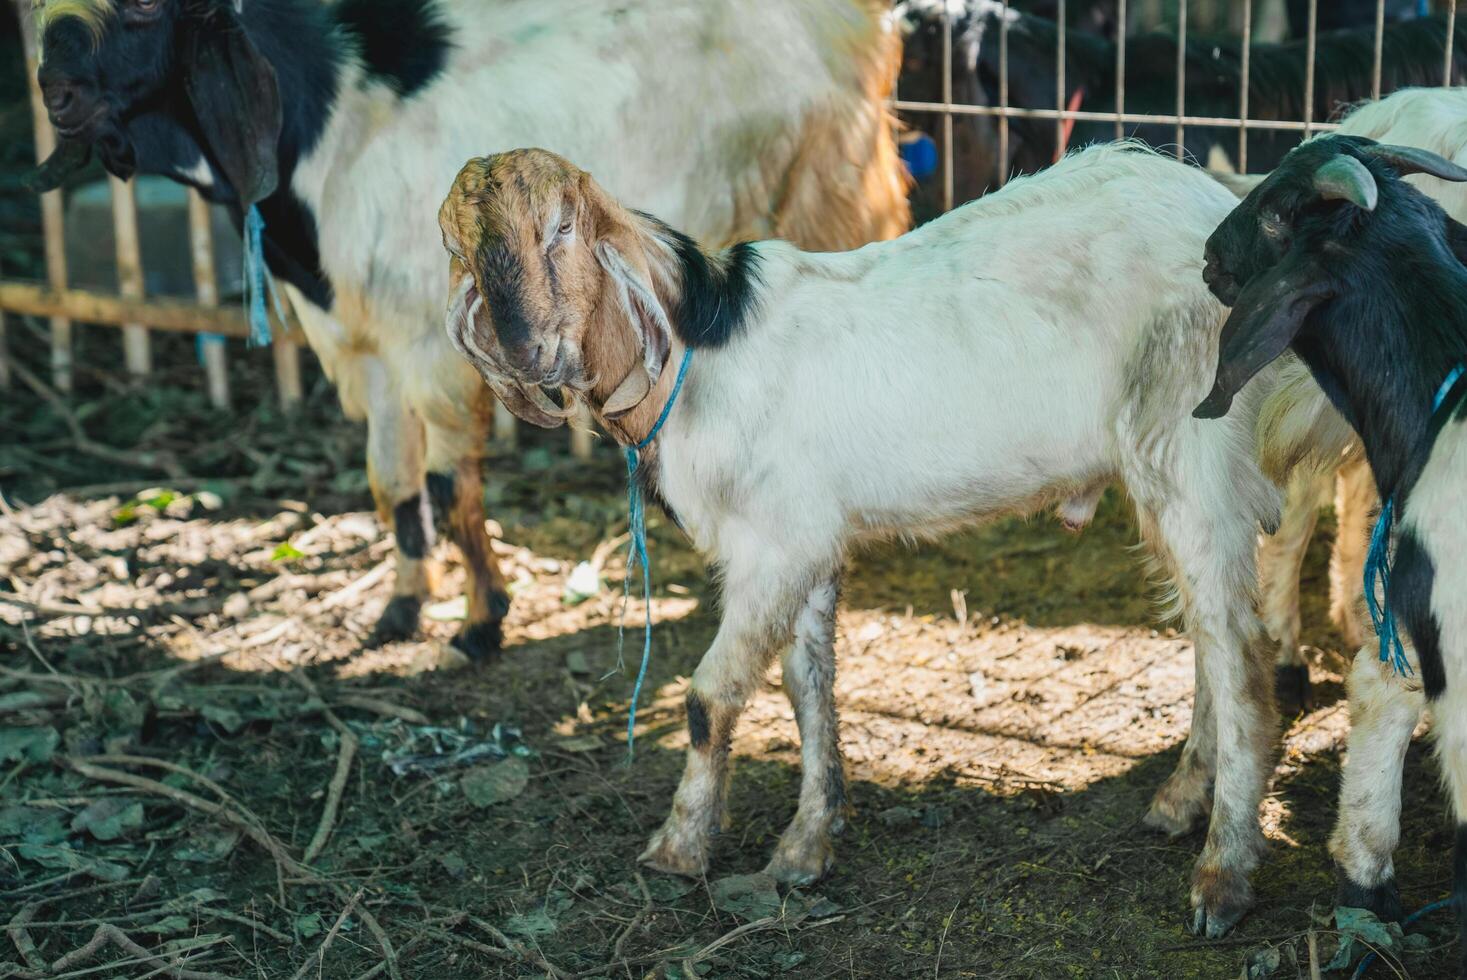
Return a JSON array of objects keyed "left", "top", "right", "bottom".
[{"left": 439, "top": 144, "right": 1288, "bottom": 935}]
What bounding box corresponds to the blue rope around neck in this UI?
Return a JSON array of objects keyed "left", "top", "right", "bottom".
[
  {"left": 621, "top": 348, "right": 694, "bottom": 756},
  {"left": 243, "top": 205, "right": 286, "bottom": 347},
  {"left": 1363, "top": 363, "right": 1464, "bottom": 676}
]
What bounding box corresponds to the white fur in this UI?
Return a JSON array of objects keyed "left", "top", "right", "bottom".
[{"left": 641, "top": 144, "right": 1283, "bottom": 933}]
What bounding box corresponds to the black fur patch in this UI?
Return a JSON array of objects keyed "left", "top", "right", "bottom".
[
  {"left": 366, "top": 594, "right": 420, "bottom": 647},
  {"left": 1335, "top": 872, "right": 1405, "bottom": 923},
  {"left": 823, "top": 759, "right": 847, "bottom": 813},
  {"left": 686, "top": 692, "right": 712, "bottom": 749},
  {"left": 426, "top": 471, "right": 456, "bottom": 517},
  {"left": 335, "top": 0, "right": 453, "bottom": 97},
  {"left": 391, "top": 493, "right": 433, "bottom": 559},
  {"left": 1392, "top": 530, "right": 1445, "bottom": 699},
  {"left": 1274, "top": 663, "right": 1312, "bottom": 715},
  {"left": 636, "top": 215, "right": 762, "bottom": 349},
  {"left": 451, "top": 620, "right": 503, "bottom": 662}
]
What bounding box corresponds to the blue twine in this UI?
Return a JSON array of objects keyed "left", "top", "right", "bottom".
[
  {"left": 621, "top": 348, "right": 694, "bottom": 756},
  {"left": 242, "top": 205, "right": 285, "bottom": 347},
  {"left": 1348, "top": 897, "right": 1454, "bottom": 979},
  {"left": 1363, "top": 364, "right": 1464, "bottom": 676}
]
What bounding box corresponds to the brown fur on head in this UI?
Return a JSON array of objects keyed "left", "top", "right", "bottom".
[{"left": 439, "top": 148, "right": 674, "bottom": 428}]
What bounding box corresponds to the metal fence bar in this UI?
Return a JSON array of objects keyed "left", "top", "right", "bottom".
[
  {"left": 1239, "top": 0, "right": 1252, "bottom": 172},
  {"left": 1373, "top": 0, "right": 1387, "bottom": 101},
  {"left": 1304, "top": 0, "right": 1318, "bottom": 137},
  {"left": 1175, "top": 0, "right": 1188, "bottom": 160},
  {"left": 109, "top": 176, "right": 151, "bottom": 376},
  {"left": 892, "top": 99, "right": 1343, "bottom": 131},
  {"left": 187, "top": 189, "right": 230, "bottom": 410},
  {"left": 1056, "top": 0, "right": 1067, "bottom": 156},
  {"left": 1115, "top": 0, "right": 1128, "bottom": 140},
  {"left": 942, "top": 1, "right": 955, "bottom": 209},
  {"left": 999, "top": 0, "right": 1010, "bottom": 186},
  {"left": 17, "top": 3, "right": 73, "bottom": 393},
  {"left": 1447, "top": 0, "right": 1458, "bottom": 85}
]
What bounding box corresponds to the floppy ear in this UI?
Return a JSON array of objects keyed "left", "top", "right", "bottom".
[
  {"left": 1365, "top": 143, "right": 1467, "bottom": 183},
  {"left": 594, "top": 240, "right": 672, "bottom": 419},
  {"left": 182, "top": 2, "right": 282, "bottom": 207},
  {"left": 1194, "top": 255, "right": 1335, "bottom": 419}
]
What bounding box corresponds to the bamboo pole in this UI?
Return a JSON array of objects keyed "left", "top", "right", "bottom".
[
  {"left": 272, "top": 335, "right": 303, "bottom": 409},
  {"left": 570, "top": 406, "right": 593, "bottom": 460},
  {"left": 493, "top": 400, "right": 518, "bottom": 447},
  {"left": 187, "top": 189, "right": 230, "bottom": 409},
  {"left": 0, "top": 281, "right": 259, "bottom": 336},
  {"left": 109, "top": 175, "right": 151, "bottom": 376},
  {"left": 16, "top": 2, "right": 73, "bottom": 392},
  {"left": 0, "top": 256, "right": 10, "bottom": 390}
]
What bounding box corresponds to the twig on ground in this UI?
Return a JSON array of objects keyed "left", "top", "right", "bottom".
[
  {"left": 8, "top": 360, "right": 187, "bottom": 480},
  {"left": 48, "top": 926, "right": 231, "bottom": 980},
  {"left": 331, "top": 696, "right": 428, "bottom": 725},
  {"left": 7, "top": 904, "right": 44, "bottom": 972},
  {"left": 610, "top": 871, "right": 653, "bottom": 964},
  {"left": 464, "top": 916, "right": 567, "bottom": 980},
  {"left": 681, "top": 915, "right": 781, "bottom": 970},
  {"left": 290, "top": 673, "right": 359, "bottom": 865},
  {"left": 288, "top": 888, "right": 362, "bottom": 980},
  {"left": 0, "top": 594, "right": 117, "bottom": 619},
  {"left": 340, "top": 898, "right": 398, "bottom": 980},
  {"left": 66, "top": 759, "right": 298, "bottom": 906},
  {"left": 199, "top": 910, "right": 291, "bottom": 946}
]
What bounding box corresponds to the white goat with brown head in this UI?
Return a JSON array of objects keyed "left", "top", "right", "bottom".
[{"left": 441, "top": 145, "right": 1295, "bottom": 936}]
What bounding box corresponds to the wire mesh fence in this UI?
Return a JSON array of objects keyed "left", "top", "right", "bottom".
[{"left": 893, "top": 0, "right": 1461, "bottom": 213}]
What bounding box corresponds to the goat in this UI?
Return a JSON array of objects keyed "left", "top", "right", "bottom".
[
  {"left": 1194, "top": 134, "right": 1467, "bottom": 965},
  {"left": 1258, "top": 87, "right": 1467, "bottom": 711},
  {"left": 438, "top": 143, "right": 1296, "bottom": 936},
  {"left": 895, "top": 0, "right": 1466, "bottom": 212},
  {"left": 28, "top": 0, "right": 910, "bottom": 658}
]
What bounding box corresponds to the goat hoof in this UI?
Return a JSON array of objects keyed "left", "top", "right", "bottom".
[
  {"left": 450, "top": 620, "right": 504, "bottom": 662},
  {"left": 487, "top": 589, "right": 512, "bottom": 620},
  {"left": 764, "top": 840, "right": 834, "bottom": 888},
  {"left": 365, "top": 596, "right": 421, "bottom": 648},
  {"left": 1144, "top": 784, "right": 1210, "bottom": 838},
  {"left": 1335, "top": 873, "right": 1404, "bottom": 923},
  {"left": 1274, "top": 663, "right": 1311, "bottom": 715},
  {"left": 1189, "top": 867, "right": 1254, "bottom": 939},
  {"left": 639, "top": 825, "right": 709, "bottom": 878}
]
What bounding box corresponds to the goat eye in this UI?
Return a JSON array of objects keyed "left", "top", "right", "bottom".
[
  {"left": 133, "top": 0, "right": 160, "bottom": 11},
  {"left": 557, "top": 216, "right": 574, "bottom": 237}
]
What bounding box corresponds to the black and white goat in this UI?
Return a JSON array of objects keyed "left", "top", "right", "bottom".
[
  {"left": 1259, "top": 87, "right": 1467, "bottom": 710},
  {"left": 438, "top": 143, "right": 1306, "bottom": 936},
  {"left": 896, "top": 0, "right": 1466, "bottom": 210},
  {"left": 1194, "top": 135, "right": 1467, "bottom": 968},
  {"left": 28, "top": 0, "right": 910, "bottom": 656}
]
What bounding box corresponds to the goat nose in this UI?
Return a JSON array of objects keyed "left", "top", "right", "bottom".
[{"left": 39, "top": 77, "right": 88, "bottom": 129}]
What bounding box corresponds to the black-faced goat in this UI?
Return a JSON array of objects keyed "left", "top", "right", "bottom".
[{"left": 1195, "top": 135, "right": 1467, "bottom": 969}]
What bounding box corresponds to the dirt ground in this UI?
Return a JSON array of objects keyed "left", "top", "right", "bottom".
[{"left": 0, "top": 314, "right": 1461, "bottom": 980}]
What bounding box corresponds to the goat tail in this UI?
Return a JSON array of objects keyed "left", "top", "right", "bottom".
[{"left": 1255, "top": 355, "right": 1361, "bottom": 486}]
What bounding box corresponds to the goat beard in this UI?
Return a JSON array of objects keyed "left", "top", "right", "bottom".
[
  {"left": 25, "top": 120, "right": 134, "bottom": 193},
  {"left": 444, "top": 274, "right": 578, "bottom": 429}
]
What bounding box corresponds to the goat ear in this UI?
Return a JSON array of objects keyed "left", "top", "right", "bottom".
[
  {"left": 594, "top": 241, "right": 672, "bottom": 419},
  {"left": 1365, "top": 143, "right": 1467, "bottom": 183},
  {"left": 182, "top": 3, "right": 282, "bottom": 207},
  {"left": 1195, "top": 257, "right": 1335, "bottom": 419},
  {"left": 1313, "top": 155, "right": 1377, "bottom": 211}
]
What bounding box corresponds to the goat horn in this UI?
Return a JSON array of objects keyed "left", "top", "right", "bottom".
[
  {"left": 1313, "top": 155, "right": 1377, "bottom": 211},
  {"left": 1364, "top": 143, "right": 1467, "bottom": 184}
]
